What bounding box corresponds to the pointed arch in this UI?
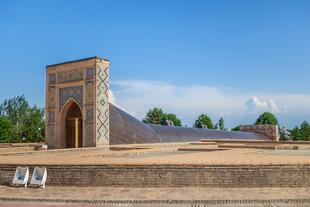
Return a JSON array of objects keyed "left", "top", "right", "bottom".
[
  {"left": 60, "top": 97, "right": 83, "bottom": 116},
  {"left": 59, "top": 98, "right": 83, "bottom": 148}
]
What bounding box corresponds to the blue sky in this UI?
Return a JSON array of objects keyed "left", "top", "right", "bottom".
[{"left": 0, "top": 0, "right": 310, "bottom": 128}]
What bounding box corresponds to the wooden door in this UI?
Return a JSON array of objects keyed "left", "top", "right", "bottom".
[
  {"left": 66, "top": 118, "right": 83, "bottom": 148},
  {"left": 78, "top": 119, "right": 82, "bottom": 147},
  {"left": 66, "top": 119, "right": 76, "bottom": 148}
]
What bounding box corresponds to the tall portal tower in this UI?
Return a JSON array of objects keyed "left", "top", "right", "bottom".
[{"left": 45, "top": 57, "right": 109, "bottom": 149}]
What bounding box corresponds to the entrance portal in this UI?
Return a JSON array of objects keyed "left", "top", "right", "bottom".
[
  {"left": 46, "top": 57, "right": 110, "bottom": 148},
  {"left": 66, "top": 102, "right": 83, "bottom": 148}
]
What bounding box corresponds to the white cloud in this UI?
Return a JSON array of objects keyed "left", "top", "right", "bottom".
[
  {"left": 246, "top": 97, "right": 279, "bottom": 114},
  {"left": 108, "top": 89, "right": 138, "bottom": 117},
  {"left": 110, "top": 80, "right": 310, "bottom": 128},
  {"left": 108, "top": 90, "right": 116, "bottom": 105}
]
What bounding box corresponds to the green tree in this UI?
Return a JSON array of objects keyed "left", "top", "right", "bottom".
[
  {"left": 299, "top": 121, "right": 310, "bottom": 141},
  {"left": 218, "top": 117, "right": 225, "bottom": 130},
  {"left": 291, "top": 126, "right": 301, "bottom": 141},
  {"left": 161, "top": 113, "right": 182, "bottom": 126},
  {"left": 0, "top": 95, "right": 45, "bottom": 142},
  {"left": 143, "top": 108, "right": 165, "bottom": 125},
  {"left": 0, "top": 95, "right": 29, "bottom": 139},
  {"left": 291, "top": 121, "right": 310, "bottom": 141},
  {"left": 20, "top": 106, "right": 45, "bottom": 142},
  {"left": 194, "top": 114, "right": 213, "bottom": 129},
  {"left": 231, "top": 125, "right": 240, "bottom": 131},
  {"left": 255, "top": 112, "right": 278, "bottom": 125},
  {"left": 0, "top": 95, "right": 29, "bottom": 125},
  {"left": 143, "top": 107, "right": 182, "bottom": 126},
  {"left": 0, "top": 116, "right": 13, "bottom": 143}
]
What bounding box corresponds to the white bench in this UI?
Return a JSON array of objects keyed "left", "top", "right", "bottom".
[
  {"left": 12, "top": 167, "right": 29, "bottom": 188},
  {"left": 30, "top": 167, "right": 47, "bottom": 189}
]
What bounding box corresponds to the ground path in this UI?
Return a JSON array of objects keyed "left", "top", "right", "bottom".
[
  {"left": 0, "top": 186, "right": 309, "bottom": 206},
  {"left": 1, "top": 142, "right": 310, "bottom": 166}
]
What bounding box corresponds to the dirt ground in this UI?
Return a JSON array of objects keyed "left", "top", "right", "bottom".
[{"left": 1, "top": 142, "right": 310, "bottom": 165}]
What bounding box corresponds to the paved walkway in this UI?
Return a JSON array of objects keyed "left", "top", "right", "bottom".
[{"left": 0, "top": 185, "right": 309, "bottom": 206}]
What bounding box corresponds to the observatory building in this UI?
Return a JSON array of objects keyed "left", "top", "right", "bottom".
[{"left": 45, "top": 57, "right": 278, "bottom": 149}]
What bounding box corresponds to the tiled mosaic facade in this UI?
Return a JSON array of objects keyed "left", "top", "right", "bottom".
[
  {"left": 45, "top": 57, "right": 110, "bottom": 149},
  {"left": 95, "top": 63, "right": 109, "bottom": 145},
  {"left": 59, "top": 86, "right": 83, "bottom": 111},
  {"left": 47, "top": 73, "right": 57, "bottom": 148},
  {"left": 84, "top": 67, "right": 95, "bottom": 147},
  {"left": 240, "top": 124, "right": 279, "bottom": 141},
  {"left": 48, "top": 87, "right": 56, "bottom": 109}
]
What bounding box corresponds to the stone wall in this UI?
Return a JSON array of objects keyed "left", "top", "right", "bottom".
[
  {"left": 240, "top": 125, "right": 279, "bottom": 141},
  {"left": 1, "top": 164, "right": 309, "bottom": 187}
]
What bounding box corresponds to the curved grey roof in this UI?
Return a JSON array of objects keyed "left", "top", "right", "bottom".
[
  {"left": 109, "top": 103, "right": 160, "bottom": 145},
  {"left": 149, "top": 124, "right": 270, "bottom": 142},
  {"left": 109, "top": 103, "right": 271, "bottom": 145}
]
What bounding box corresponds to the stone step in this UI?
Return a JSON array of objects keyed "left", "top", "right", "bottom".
[
  {"left": 201, "top": 139, "right": 310, "bottom": 145},
  {"left": 218, "top": 144, "right": 276, "bottom": 150},
  {"left": 178, "top": 147, "right": 228, "bottom": 152},
  {"left": 217, "top": 144, "right": 300, "bottom": 150},
  {"left": 189, "top": 142, "right": 217, "bottom": 145}
]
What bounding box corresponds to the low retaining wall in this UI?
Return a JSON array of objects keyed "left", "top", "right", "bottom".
[
  {"left": 240, "top": 125, "right": 279, "bottom": 141},
  {"left": 1, "top": 164, "right": 309, "bottom": 187}
]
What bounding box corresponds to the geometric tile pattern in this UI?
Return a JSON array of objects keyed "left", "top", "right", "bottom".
[
  {"left": 48, "top": 87, "right": 56, "bottom": 109},
  {"left": 85, "top": 104, "right": 94, "bottom": 146},
  {"left": 84, "top": 67, "right": 95, "bottom": 146},
  {"left": 85, "top": 124, "right": 93, "bottom": 147},
  {"left": 47, "top": 73, "right": 56, "bottom": 148},
  {"left": 86, "top": 67, "right": 94, "bottom": 80},
  {"left": 86, "top": 108, "right": 94, "bottom": 124},
  {"left": 48, "top": 111, "right": 56, "bottom": 124},
  {"left": 47, "top": 124, "right": 56, "bottom": 147},
  {"left": 95, "top": 64, "right": 109, "bottom": 145},
  {"left": 59, "top": 86, "right": 83, "bottom": 112},
  {"left": 85, "top": 81, "right": 94, "bottom": 106}
]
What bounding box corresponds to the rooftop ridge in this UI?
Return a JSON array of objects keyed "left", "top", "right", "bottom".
[{"left": 46, "top": 56, "right": 109, "bottom": 68}]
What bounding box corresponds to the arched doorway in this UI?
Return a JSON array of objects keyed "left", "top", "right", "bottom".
[{"left": 65, "top": 102, "right": 83, "bottom": 148}]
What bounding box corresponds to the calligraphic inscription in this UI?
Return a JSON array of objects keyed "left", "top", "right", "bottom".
[{"left": 57, "top": 69, "right": 83, "bottom": 84}]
